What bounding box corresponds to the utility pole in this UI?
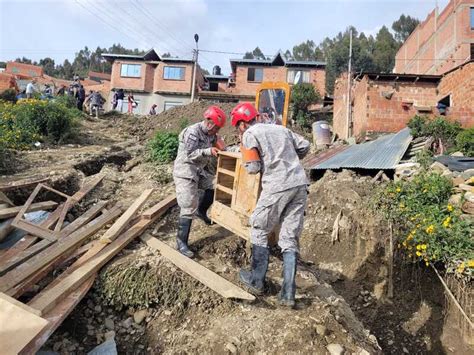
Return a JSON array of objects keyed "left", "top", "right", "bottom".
[
  {"left": 191, "top": 33, "right": 199, "bottom": 103},
  {"left": 346, "top": 28, "right": 353, "bottom": 139}
]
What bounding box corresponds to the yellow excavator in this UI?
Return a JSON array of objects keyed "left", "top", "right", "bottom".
[{"left": 210, "top": 82, "right": 291, "bottom": 243}]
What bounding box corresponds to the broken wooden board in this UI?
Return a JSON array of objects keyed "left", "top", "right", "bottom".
[
  {"left": 0, "top": 191, "right": 14, "bottom": 206},
  {"left": 0, "top": 201, "right": 108, "bottom": 276},
  {"left": 28, "top": 217, "right": 153, "bottom": 315},
  {"left": 11, "top": 184, "right": 71, "bottom": 241},
  {"left": 0, "top": 177, "right": 49, "bottom": 192},
  {"left": 0, "top": 200, "right": 58, "bottom": 220},
  {"left": 0, "top": 292, "right": 41, "bottom": 316},
  {"left": 0, "top": 294, "right": 49, "bottom": 355},
  {"left": 0, "top": 174, "right": 104, "bottom": 266},
  {"left": 19, "top": 276, "right": 95, "bottom": 355},
  {"left": 141, "top": 234, "right": 255, "bottom": 301},
  {"left": 0, "top": 206, "right": 122, "bottom": 293},
  {"left": 99, "top": 189, "right": 154, "bottom": 244}
]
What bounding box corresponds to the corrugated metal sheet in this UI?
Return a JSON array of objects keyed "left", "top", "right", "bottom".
[
  {"left": 312, "top": 128, "right": 412, "bottom": 170},
  {"left": 303, "top": 145, "right": 348, "bottom": 169}
]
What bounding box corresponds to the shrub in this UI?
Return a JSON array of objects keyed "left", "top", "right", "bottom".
[
  {"left": 407, "top": 115, "right": 462, "bottom": 150},
  {"left": 456, "top": 128, "right": 474, "bottom": 157},
  {"left": 0, "top": 89, "right": 17, "bottom": 103},
  {"left": 148, "top": 131, "right": 179, "bottom": 164},
  {"left": 0, "top": 99, "right": 78, "bottom": 147},
  {"left": 372, "top": 171, "right": 474, "bottom": 279}
]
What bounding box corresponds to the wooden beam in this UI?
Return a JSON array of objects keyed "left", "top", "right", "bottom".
[
  {"left": 20, "top": 277, "right": 95, "bottom": 354},
  {"left": 0, "top": 295, "right": 49, "bottom": 355},
  {"left": 0, "top": 175, "right": 104, "bottom": 266},
  {"left": 99, "top": 189, "right": 153, "bottom": 244},
  {"left": 0, "top": 206, "right": 122, "bottom": 292},
  {"left": 216, "top": 184, "right": 233, "bottom": 196},
  {"left": 0, "top": 177, "right": 49, "bottom": 192},
  {"left": 141, "top": 234, "right": 255, "bottom": 301},
  {"left": 13, "top": 219, "right": 58, "bottom": 242},
  {"left": 141, "top": 194, "right": 176, "bottom": 220},
  {"left": 0, "top": 202, "right": 107, "bottom": 276},
  {"left": 0, "top": 292, "right": 42, "bottom": 316},
  {"left": 28, "top": 217, "right": 152, "bottom": 315},
  {"left": 0, "top": 201, "right": 58, "bottom": 219},
  {"left": 0, "top": 191, "right": 14, "bottom": 206},
  {"left": 217, "top": 167, "right": 236, "bottom": 177}
]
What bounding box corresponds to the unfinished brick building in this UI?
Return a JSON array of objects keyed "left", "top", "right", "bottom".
[
  {"left": 394, "top": 0, "right": 474, "bottom": 75},
  {"left": 333, "top": 61, "right": 474, "bottom": 139}
]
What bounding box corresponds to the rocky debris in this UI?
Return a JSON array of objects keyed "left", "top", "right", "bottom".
[
  {"left": 133, "top": 309, "right": 148, "bottom": 325},
  {"left": 327, "top": 343, "right": 345, "bottom": 355}
]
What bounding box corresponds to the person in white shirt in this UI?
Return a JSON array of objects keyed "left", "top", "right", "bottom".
[{"left": 25, "top": 79, "right": 37, "bottom": 99}]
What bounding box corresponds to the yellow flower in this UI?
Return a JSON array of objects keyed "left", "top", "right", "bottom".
[
  {"left": 423, "top": 188, "right": 428, "bottom": 193},
  {"left": 421, "top": 244, "right": 427, "bottom": 250},
  {"left": 425, "top": 225, "right": 435, "bottom": 234},
  {"left": 416, "top": 245, "right": 421, "bottom": 250},
  {"left": 396, "top": 187, "right": 401, "bottom": 193},
  {"left": 425, "top": 262, "right": 429, "bottom": 266},
  {"left": 457, "top": 262, "right": 465, "bottom": 273},
  {"left": 447, "top": 204, "right": 453, "bottom": 212},
  {"left": 402, "top": 241, "right": 407, "bottom": 247},
  {"left": 399, "top": 203, "right": 405, "bottom": 209},
  {"left": 442, "top": 216, "right": 451, "bottom": 228},
  {"left": 468, "top": 260, "right": 474, "bottom": 268},
  {"left": 416, "top": 251, "right": 422, "bottom": 257}
]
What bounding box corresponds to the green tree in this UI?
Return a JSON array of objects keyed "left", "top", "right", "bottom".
[
  {"left": 243, "top": 47, "right": 266, "bottom": 60},
  {"left": 290, "top": 83, "right": 321, "bottom": 127},
  {"left": 292, "top": 40, "right": 324, "bottom": 61},
  {"left": 161, "top": 52, "right": 172, "bottom": 58},
  {"left": 392, "top": 14, "right": 420, "bottom": 43},
  {"left": 39, "top": 57, "right": 56, "bottom": 76},
  {"left": 373, "top": 26, "right": 399, "bottom": 72}
]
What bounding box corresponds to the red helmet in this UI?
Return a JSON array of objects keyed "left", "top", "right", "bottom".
[
  {"left": 231, "top": 102, "right": 259, "bottom": 127},
  {"left": 203, "top": 105, "right": 226, "bottom": 128}
]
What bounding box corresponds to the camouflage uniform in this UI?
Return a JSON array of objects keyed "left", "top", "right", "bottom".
[
  {"left": 173, "top": 122, "right": 216, "bottom": 218},
  {"left": 242, "top": 123, "right": 310, "bottom": 253}
]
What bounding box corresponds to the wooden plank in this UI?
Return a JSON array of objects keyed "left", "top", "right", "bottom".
[
  {"left": 0, "top": 295, "right": 49, "bottom": 355},
  {"left": 0, "top": 202, "right": 107, "bottom": 276},
  {"left": 217, "top": 167, "right": 236, "bottom": 177},
  {"left": 216, "top": 184, "right": 234, "bottom": 196},
  {"left": 0, "top": 206, "right": 122, "bottom": 292},
  {"left": 99, "top": 189, "right": 153, "bottom": 244},
  {"left": 0, "top": 177, "right": 49, "bottom": 192},
  {"left": 210, "top": 201, "right": 250, "bottom": 240},
  {"left": 218, "top": 151, "right": 241, "bottom": 159},
  {"left": 19, "top": 276, "right": 95, "bottom": 355},
  {"left": 26, "top": 195, "right": 176, "bottom": 309},
  {"left": 0, "top": 175, "right": 104, "bottom": 266},
  {"left": 0, "top": 200, "right": 58, "bottom": 219},
  {"left": 142, "top": 234, "right": 255, "bottom": 301},
  {"left": 0, "top": 191, "right": 14, "bottom": 206},
  {"left": 141, "top": 194, "right": 176, "bottom": 219},
  {"left": 28, "top": 217, "right": 152, "bottom": 315},
  {"left": 0, "top": 292, "right": 42, "bottom": 316},
  {"left": 14, "top": 219, "right": 58, "bottom": 242}
]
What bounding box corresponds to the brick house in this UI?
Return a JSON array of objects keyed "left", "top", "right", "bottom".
[
  {"left": 333, "top": 60, "right": 474, "bottom": 139},
  {"left": 199, "top": 52, "right": 326, "bottom": 101},
  {"left": 5, "top": 62, "right": 44, "bottom": 78},
  {"left": 103, "top": 49, "right": 205, "bottom": 114},
  {"left": 394, "top": 0, "right": 474, "bottom": 75}
]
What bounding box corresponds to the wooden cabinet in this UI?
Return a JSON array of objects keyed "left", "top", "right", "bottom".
[{"left": 210, "top": 151, "right": 261, "bottom": 240}]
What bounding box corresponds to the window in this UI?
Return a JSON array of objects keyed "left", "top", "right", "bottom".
[
  {"left": 164, "top": 101, "right": 183, "bottom": 111},
  {"left": 287, "top": 70, "right": 311, "bottom": 84},
  {"left": 471, "top": 7, "right": 474, "bottom": 30},
  {"left": 163, "top": 66, "right": 185, "bottom": 80},
  {"left": 247, "top": 68, "right": 263, "bottom": 82},
  {"left": 120, "top": 64, "right": 141, "bottom": 77}
]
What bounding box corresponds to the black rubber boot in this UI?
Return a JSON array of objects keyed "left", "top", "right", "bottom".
[
  {"left": 239, "top": 245, "right": 269, "bottom": 295},
  {"left": 196, "top": 189, "right": 214, "bottom": 225},
  {"left": 279, "top": 251, "right": 297, "bottom": 308},
  {"left": 176, "top": 217, "right": 194, "bottom": 258}
]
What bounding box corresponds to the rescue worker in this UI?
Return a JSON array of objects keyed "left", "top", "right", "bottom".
[
  {"left": 173, "top": 106, "right": 227, "bottom": 258},
  {"left": 230, "top": 102, "right": 310, "bottom": 308}
]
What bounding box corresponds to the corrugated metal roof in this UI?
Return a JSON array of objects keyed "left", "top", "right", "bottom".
[
  {"left": 312, "top": 128, "right": 412, "bottom": 170},
  {"left": 303, "top": 145, "right": 348, "bottom": 169}
]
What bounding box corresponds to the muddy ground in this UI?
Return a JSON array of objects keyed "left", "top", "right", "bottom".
[{"left": 1, "top": 104, "right": 471, "bottom": 354}]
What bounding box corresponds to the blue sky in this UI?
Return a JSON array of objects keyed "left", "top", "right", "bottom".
[{"left": 0, "top": 0, "right": 449, "bottom": 74}]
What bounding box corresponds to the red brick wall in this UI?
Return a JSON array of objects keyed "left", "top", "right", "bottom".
[
  {"left": 6, "top": 62, "right": 43, "bottom": 78},
  {"left": 333, "top": 74, "right": 349, "bottom": 138},
  {"left": 153, "top": 63, "right": 193, "bottom": 93},
  {"left": 363, "top": 81, "right": 438, "bottom": 135},
  {"left": 394, "top": 0, "right": 474, "bottom": 75},
  {"left": 438, "top": 61, "right": 474, "bottom": 127},
  {"left": 352, "top": 77, "right": 369, "bottom": 137},
  {"left": 111, "top": 61, "right": 151, "bottom": 92}
]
